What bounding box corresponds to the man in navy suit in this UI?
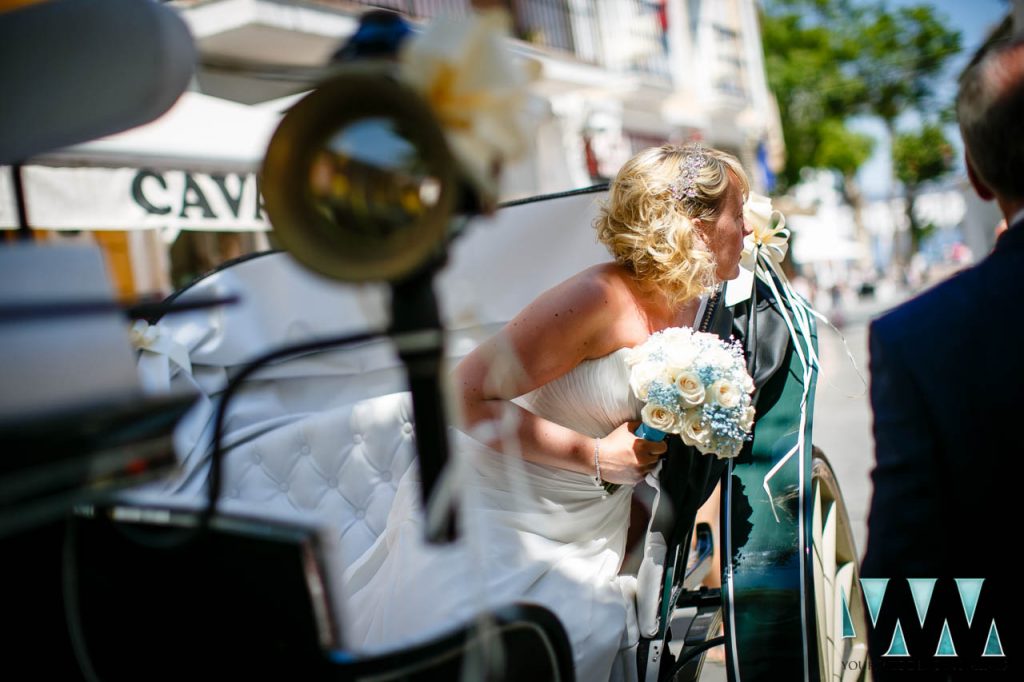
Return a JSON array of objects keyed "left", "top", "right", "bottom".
[{"left": 862, "top": 38, "right": 1024, "bottom": 680}]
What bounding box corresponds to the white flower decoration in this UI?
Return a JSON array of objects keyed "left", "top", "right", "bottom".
[
  {"left": 399, "top": 10, "right": 539, "bottom": 202},
  {"left": 681, "top": 411, "right": 711, "bottom": 448},
  {"left": 673, "top": 370, "right": 705, "bottom": 406},
  {"left": 740, "top": 405, "right": 756, "bottom": 432},
  {"left": 642, "top": 403, "right": 679, "bottom": 432},
  {"left": 709, "top": 379, "right": 741, "bottom": 408},
  {"left": 741, "top": 192, "right": 789, "bottom": 270},
  {"left": 629, "top": 362, "right": 662, "bottom": 401}
]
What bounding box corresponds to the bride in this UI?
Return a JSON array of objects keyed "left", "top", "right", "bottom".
[{"left": 342, "top": 143, "right": 751, "bottom": 681}]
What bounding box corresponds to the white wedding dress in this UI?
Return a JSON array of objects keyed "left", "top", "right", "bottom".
[{"left": 341, "top": 347, "right": 645, "bottom": 681}]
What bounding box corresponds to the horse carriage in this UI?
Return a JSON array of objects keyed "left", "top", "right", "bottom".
[{"left": 0, "top": 4, "right": 870, "bottom": 680}]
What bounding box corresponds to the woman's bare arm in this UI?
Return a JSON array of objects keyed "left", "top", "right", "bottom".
[{"left": 453, "top": 267, "right": 665, "bottom": 483}]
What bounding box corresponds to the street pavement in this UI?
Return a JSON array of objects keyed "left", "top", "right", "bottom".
[{"left": 698, "top": 284, "right": 909, "bottom": 681}]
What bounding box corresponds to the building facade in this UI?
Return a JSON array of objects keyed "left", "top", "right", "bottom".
[
  {"left": 178, "top": 0, "right": 783, "bottom": 197},
  {"left": 3, "top": 1, "right": 784, "bottom": 296}
]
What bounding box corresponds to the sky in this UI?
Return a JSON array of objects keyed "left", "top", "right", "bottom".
[{"left": 846, "top": 0, "right": 1009, "bottom": 198}]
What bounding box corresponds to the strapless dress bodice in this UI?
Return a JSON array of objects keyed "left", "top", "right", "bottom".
[{"left": 513, "top": 347, "right": 643, "bottom": 439}]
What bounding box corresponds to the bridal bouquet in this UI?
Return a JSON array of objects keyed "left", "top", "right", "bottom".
[{"left": 626, "top": 327, "right": 755, "bottom": 459}]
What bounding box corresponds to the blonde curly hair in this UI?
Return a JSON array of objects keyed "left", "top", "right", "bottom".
[{"left": 594, "top": 144, "right": 749, "bottom": 308}]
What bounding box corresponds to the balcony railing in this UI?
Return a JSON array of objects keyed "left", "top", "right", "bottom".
[{"left": 341, "top": 0, "right": 670, "bottom": 80}]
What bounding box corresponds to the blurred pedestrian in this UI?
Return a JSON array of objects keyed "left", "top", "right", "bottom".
[{"left": 862, "top": 37, "right": 1024, "bottom": 680}]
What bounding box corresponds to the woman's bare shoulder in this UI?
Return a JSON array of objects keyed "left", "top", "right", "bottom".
[
  {"left": 455, "top": 263, "right": 645, "bottom": 398},
  {"left": 534, "top": 263, "right": 647, "bottom": 355},
  {"left": 534, "top": 264, "right": 637, "bottom": 324},
  {"left": 564, "top": 262, "right": 636, "bottom": 302}
]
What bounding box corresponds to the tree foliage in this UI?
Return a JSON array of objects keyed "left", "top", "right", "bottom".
[
  {"left": 760, "top": 1, "right": 867, "bottom": 189},
  {"left": 815, "top": 119, "right": 874, "bottom": 180},
  {"left": 761, "top": 0, "right": 961, "bottom": 193},
  {"left": 854, "top": 5, "right": 962, "bottom": 131},
  {"left": 893, "top": 122, "right": 955, "bottom": 250},
  {"left": 893, "top": 123, "right": 954, "bottom": 189}
]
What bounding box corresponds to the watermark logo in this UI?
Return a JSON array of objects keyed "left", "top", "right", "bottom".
[{"left": 856, "top": 578, "right": 1004, "bottom": 658}]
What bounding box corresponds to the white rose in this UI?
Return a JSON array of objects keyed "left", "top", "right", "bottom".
[
  {"left": 642, "top": 403, "right": 679, "bottom": 433},
  {"left": 709, "top": 379, "right": 741, "bottom": 408},
  {"left": 680, "top": 411, "right": 711, "bottom": 448},
  {"left": 741, "top": 373, "right": 755, "bottom": 395},
  {"left": 665, "top": 344, "right": 698, "bottom": 370},
  {"left": 629, "top": 363, "right": 661, "bottom": 400},
  {"left": 659, "top": 327, "right": 691, "bottom": 343},
  {"left": 625, "top": 345, "right": 650, "bottom": 367},
  {"left": 740, "top": 405, "right": 756, "bottom": 432},
  {"left": 673, "top": 371, "right": 706, "bottom": 406},
  {"left": 706, "top": 347, "right": 734, "bottom": 369}
]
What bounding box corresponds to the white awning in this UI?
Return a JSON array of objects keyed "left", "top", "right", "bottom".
[
  {"left": 0, "top": 92, "right": 279, "bottom": 231},
  {"left": 31, "top": 91, "right": 280, "bottom": 174}
]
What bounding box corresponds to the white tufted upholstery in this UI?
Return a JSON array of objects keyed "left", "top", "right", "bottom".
[
  {"left": 127, "top": 254, "right": 443, "bottom": 575},
  {"left": 220, "top": 392, "right": 416, "bottom": 571}
]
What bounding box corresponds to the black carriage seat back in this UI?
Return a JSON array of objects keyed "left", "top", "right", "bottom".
[
  {"left": 67, "top": 505, "right": 340, "bottom": 681},
  {"left": 342, "top": 603, "right": 576, "bottom": 682},
  {"left": 67, "top": 504, "right": 575, "bottom": 682}
]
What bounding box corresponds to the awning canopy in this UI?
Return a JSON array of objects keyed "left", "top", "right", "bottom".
[
  {"left": 1, "top": 92, "right": 280, "bottom": 231},
  {"left": 32, "top": 91, "right": 280, "bottom": 174}
]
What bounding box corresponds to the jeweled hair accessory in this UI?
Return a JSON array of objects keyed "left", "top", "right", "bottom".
[{"left": 669, "top": 146, "right": 712, "bottom": 202}]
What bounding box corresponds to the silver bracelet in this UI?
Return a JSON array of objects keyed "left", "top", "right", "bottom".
[{"left": 593, "top": 437, "right": 603, "bottom": 488}]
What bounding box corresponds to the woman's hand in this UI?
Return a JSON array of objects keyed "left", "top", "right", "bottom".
[{"left": 598, "top": 421, "right": 668, "bottom": 485}]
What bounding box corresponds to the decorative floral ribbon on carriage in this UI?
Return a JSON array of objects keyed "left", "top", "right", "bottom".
[
  {"left": 741, "top": 194, "right": 863, "bottom": 522},
  {"left": 740, "top": 194, "right": 818, "bottom": 522},
  {"left": 398, "top": 9, "right": 539, "bottom": 206}
]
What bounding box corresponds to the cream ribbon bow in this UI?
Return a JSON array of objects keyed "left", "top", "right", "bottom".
[
  {"left": 130, "top": 319, "right": 192, "bottom": 392},
  {"left": 399, "top": 9, "right": 539, "bottom": 201},
  {"left": 740, "top": 192, "right": 789, "bottom": 270}
]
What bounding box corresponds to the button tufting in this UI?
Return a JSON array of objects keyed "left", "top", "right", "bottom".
[
  {"left": 354, "top": 509, "right": 366, "bottom": 520},
  {"left": 353, "top": 434, "right": 363, "bottom": 444},
  {"left": 381, "top": 472, "right": 392, "bottom": 482},
  {"left": 328, "top": 477, "right": 339, "bottom": 487},
  {"left": 402, "top": 423, "right": 413, "bottom": 435},
  {"left": 253, "top": 453, "right": 261, "bottom": 464},
  {"left": 279, "top": 482, "right": 289, "bottom": 492},
  {"left": 301, "top": 445, "right": 311, "bottom": 455}
]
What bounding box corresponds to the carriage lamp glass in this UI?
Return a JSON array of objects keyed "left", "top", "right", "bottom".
[
  {"left": 262, "top": 67, "right": 458, "bottom": 283},
  {"left": 309, "top": 118, "right": 444, "bottom": 241}
]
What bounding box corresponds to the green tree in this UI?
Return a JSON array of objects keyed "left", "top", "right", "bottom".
[
  {"left": 761, "top": 0, "right": 962, "bottom": 261},
  {"left": 761, "top": 2, "right": 868, "bottom": 190},
  {"left": 892, "top": 122, "right": 955, "bottom": 252},
  {"left": 855, "top": 5, "right": 962, "bottom": 143},
  {"left": 760, "top": 0, "right": 874, "bottom": 240}
]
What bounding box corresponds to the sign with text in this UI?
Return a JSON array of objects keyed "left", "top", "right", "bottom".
[{"left": 0, "top": 166, "right": 269, "bottom": 231}]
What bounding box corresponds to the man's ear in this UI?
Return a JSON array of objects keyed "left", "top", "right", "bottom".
[{"left": 965, "top": 152, "right": 995, "bottom": 201}]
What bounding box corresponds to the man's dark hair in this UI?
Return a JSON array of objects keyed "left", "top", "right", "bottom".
[{"left": 957, "top": 37, "right": 1024, "bottom": 201}]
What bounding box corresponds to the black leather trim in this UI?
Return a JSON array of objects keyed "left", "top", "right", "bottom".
[{"left": 337, "top": 603, "right": 576, "bottom": 682}]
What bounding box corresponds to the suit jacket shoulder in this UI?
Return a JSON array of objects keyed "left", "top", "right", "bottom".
[{"left": 869, "top": 232, "right": 1024, "bottom": 349}]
